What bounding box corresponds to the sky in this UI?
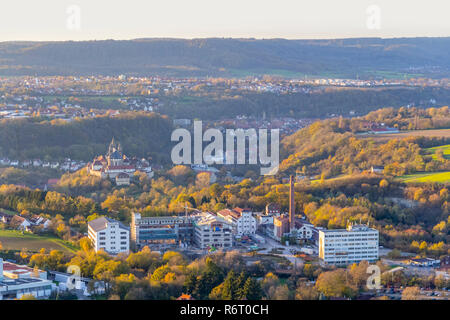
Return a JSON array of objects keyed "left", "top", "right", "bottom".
[{"left": 0, "top": 0, "right": 449, "bottom": 41}]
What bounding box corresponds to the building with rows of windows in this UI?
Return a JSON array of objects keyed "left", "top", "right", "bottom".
[
  {"left": 193, "top": 212, "right": 233, "bottom": 250},
  {"left": 130, "top": 213, "right": 194, "bottom": 250},
  {"left": 88, "top": 217, "right": 130, "bottom": 255},
  {"left": 217, "top": 208, "right": 257, "bottom": 236},
  {"left": 318, "top": 224, "right": 379, "bottom": 266}
]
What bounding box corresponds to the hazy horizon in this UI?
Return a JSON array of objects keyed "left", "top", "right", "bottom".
[
  {"left": 1, "top": 35, "right": 450, "bottom": 43},
  {"left": 0, "top": 0, "right": 449, "bottom": 41}
]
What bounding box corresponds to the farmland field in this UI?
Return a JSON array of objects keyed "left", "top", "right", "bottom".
[
  {"left": 425, "top": 144, "right": 450, "bottom": 160},
  {"left": 0, "top": 230, "right": 77, "bottom": 254},
  {"left": 396, "top": 171, "right": 450, "bottom": 184},
  {"left": 362, "top": 129, "right": 450, "bottom": 141}
]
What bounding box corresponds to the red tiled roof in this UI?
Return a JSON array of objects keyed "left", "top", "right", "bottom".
[{"left": 218, "top": 209, "right": 240, "bottom": 219}]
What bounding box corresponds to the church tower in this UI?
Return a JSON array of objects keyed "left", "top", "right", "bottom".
[
  {"left": 106, "top": 137, "right": 123, "bottom": 166},
  {"left": 107, "top": 137, "right": 116, "bottom": 157}
]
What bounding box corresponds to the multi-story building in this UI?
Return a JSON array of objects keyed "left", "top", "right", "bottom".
[
  {"left": 273, "top": 215, "right": 314, "bottom": 242},
  {"left": 273, "top": 214, "right": 290, "bottom": 241},
  {"left": 88, "top": 217, "right": 130, "bottom": 255},
  {"left": 319, "top": 224, "right": 379, "bottom": 266},
  {"left": 193, "top": 212, "right": 233, "bottom": 250},
  {"left": 217, "top": 208, "right": 256, "bottom": 236},
  {"left": 0, "top": 258, "right": 53, "bottom": 300},
  {"left": 130, "top": 213, "right": 194, "bottom": 250}
]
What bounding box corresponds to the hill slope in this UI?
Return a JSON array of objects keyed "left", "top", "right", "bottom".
[
  {"left": 0, "top": 37, "right": 449, "bottom": 77},
  {"left": 0, "top": 112, "right": 173, "bottom": 162}
]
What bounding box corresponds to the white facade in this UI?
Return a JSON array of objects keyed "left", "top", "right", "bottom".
[
  {"left": 217, "top": 208, "right": 257, "bottom": 236},
  {"left": 236, "top": 210, "right": 257, "bottom": 235},
  {"left": 319, "top": 224, "right": 379, "bottom": 265},
  {"left": 257, "top": 214, "right": 273, "bottom": 225},
  {"left": 88, "top": 217, "right": 130, "bottom": 255},
  {"left": 291, "top": 222, "right": 314, "bottom": 240}
]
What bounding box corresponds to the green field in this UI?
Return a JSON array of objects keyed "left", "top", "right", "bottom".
[
  {"left": 425, "top": 144, "right": 450, "bottom": 160},
  {"left": 397, "top": 171, "right": 450, "bottom": 184},
  {"left": 0, "top": 230, "right": 78, "bottom": 254}
]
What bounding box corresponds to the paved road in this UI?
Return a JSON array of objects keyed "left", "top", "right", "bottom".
[{"left": 258, "top": 236, "right": 304, "bottom": 269}]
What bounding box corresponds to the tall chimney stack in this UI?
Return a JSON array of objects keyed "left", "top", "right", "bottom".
[{"left": 289, "top": 175, "right": 295, "bottom": 232}]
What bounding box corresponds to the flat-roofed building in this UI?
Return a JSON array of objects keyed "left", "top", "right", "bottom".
[
  {"left": 193, "top": 212, "right": 233, "bottom": 250},
  {"left": 88, "top": 217, "right": 130, "bottom": 255},
  {"left": 131, "top": 213, "right": 194, "bottom": 250},
  {"left": 0, "top": 259, "right": 53, "bottom": 300},
  {"left": 319, "top": 224, "right": 379, "bottom": 266}
]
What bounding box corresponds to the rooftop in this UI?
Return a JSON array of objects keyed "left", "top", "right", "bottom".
[
  {"left": 193, "top": 212, "right": 229, "bottom": 227},
  {"left": 1, "top": 261, "right": 46, "bottom": 279},
  {"left": 88, "top": 217, "right": 129, "bottom": 232},
  {"left": 320, "top": 224, "right": 377, "bottom": 233}
]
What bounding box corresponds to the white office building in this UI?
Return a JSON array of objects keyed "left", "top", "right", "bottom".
[
  {"left": 319, "top": 224, "right": 379, "bottom": 265},
  {"left": 88, "top": 217, "right": 130, "bottom": 254},
  {"left": 217, "top": 208, "right": 257, "bottom": 236}
]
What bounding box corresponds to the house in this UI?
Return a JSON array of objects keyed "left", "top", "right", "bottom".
[
  {"left": 22, "top": 160, "right": 31, "bottom": 167},
  {"left": 409, "top": 257, "right": 440, "bottom": 267},
  {"left": 30, "top": 215, "right": 51, "bottom": 230},
  {"left": 370, "top": 166, "right": 384, "bottom": 174},
  {"left": 50, "top": 162, "right": 59, "bottom": 169},
  {"left": 0, "top": 212, "right": 11, "bottom": 224},
  {"left": 290, "top": 219, "right": 314, "bottom": 241},
  {"left": 10, "top": 215, "right": 32, "bottom": 231},
  {"left": 32, "top": 159, "right": 43, "bottom": 167},
  {"left": 10, "top": 160, "right": 19, "bottom": 167}
]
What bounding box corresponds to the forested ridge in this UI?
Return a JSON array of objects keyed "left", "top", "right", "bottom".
[
  {"left": 0, "top": 37, "right": 449, "bottom": 77},
  {"left": 280, "top": 106, "right": 450, "bottom": 176},
  {"left": 0, "top": 112, "right": 173, "bottom": 162}
]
